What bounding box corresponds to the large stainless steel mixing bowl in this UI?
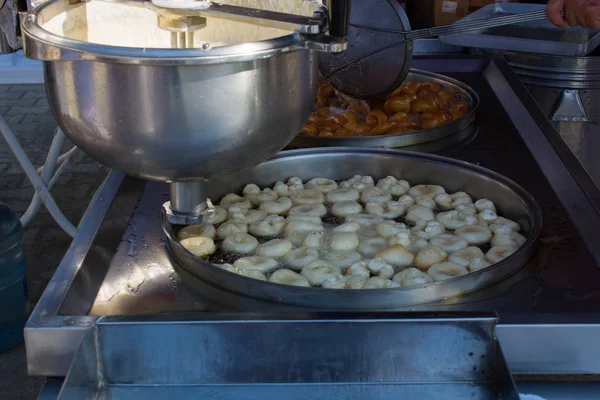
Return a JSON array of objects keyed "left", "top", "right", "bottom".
[
  {"left": 164, "top": 148, "right": 543, "bottom": 310},
  {"left": 20, "top": 0, "right": 335, "bottom": 181}
]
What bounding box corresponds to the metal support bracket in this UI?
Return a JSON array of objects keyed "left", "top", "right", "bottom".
[{"left": 551, "top": 90, "right": 589, "bottom": 123}]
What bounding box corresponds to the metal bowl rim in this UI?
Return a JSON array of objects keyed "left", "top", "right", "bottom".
[
  {"left": 164, "top": 147, "right": 542, "bottom": 295},
  {"left": 22, "top": 0, "right": 309, "bottom": 65},
  {"left": 295, "top": 69, "right": 480, "bottom": 143}
]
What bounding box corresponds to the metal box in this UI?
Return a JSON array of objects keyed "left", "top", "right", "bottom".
[{"left": 58, "top": 314, "right": 519, "bottom": 399}]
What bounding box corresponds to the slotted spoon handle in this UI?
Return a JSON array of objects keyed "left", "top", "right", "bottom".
[
  {"left": 351, "top": 9, "right": 560, "bottom": 42},
  {"left": 407, "top": 9, "right": 552, "bottom": 40},
  {"left": 328, "top": 0, "right": 351, "bottom": 37}
]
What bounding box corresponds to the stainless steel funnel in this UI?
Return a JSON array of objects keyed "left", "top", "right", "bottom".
[{"left": 21, "top": 0, "right": 347, "bottom": 221}]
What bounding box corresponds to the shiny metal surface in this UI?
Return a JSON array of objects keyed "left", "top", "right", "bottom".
[
  {"left": 36, "top": 378, "right": 600, "bottom": 400},
  {"left": 165, "top": 148, "right": 542, "bottom": 310},
  {"left": 440, "top": 3, "right": 600, "bottom": 56},
  {"left": 166, "top": 181, "right": 209, "bottom": 223},
  {"left": 481, "top": 59, "right": 600, "bottom": 250},
  {"left": 21, "top": 0, "right": 343, "bottom": 181},
  {"left": 25, "top": 171, "right": 130, "bottom": 377},
  {"left": 497, "top": 322, "right": 600, "bottom": 375},
  {"left": 169, "top": 181, "right": 206, "bottom": 214},
  {"left": 484, "top": 49, "right": 600, "bottom": 197},
  {"left": 483, "top": 50, "right": 600, "bottom": 90},
  {"left": 290, "top": 69, "right": 478, "bottom": 149},
  {"left": 43, "top": 52, "right": 318, "bottom": 182},
  {"left": 553, "top": 121, "right": 600, "bottom": 190},
  {"left": 25, "top": 58, "right": 600, "bottom": 377},
  {"left": 27, "top": 0, "right": 49, "bottom": 11},
  {"left": 516, "top": 382, "right": 600, "bottom": 400},
  {"left": 57, "top": 314, "right": 519, "bottom": 399},
  {"left": 41, "top": 52, "right": 316, "bottom": 182},
  {"left": 551, "top": 90, "right": 588, "bottom": 122}
]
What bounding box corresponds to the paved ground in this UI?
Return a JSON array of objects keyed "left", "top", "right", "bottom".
[{"left": 0, "top": 84, "right": 108, "bottom": 398}]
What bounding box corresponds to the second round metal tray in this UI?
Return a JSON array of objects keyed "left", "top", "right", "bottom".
[
  {"left": 290, "top": 69, "right": 479, "bottom": 149},
  {"left": 164, "top": 148, "right": 541, "bottom": 310}
]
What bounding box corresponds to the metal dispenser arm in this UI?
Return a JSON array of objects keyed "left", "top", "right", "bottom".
[
  {"left": 150, "top": 0, "right": 325, "bottom": 34},
  {"left": 326, "top": 0, "right": 350, "bottom": 37},
  {"left": 148, "top": 0, "right": 350, "bottom": 37},
  {"left": 2, "top": 0, "right": 351, "bottom": 53},
  {"left": 151, "top": 0, "right": 351, "bottom": 225}
]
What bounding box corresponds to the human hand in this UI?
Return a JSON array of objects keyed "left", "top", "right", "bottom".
[{"left": 547, "top": 0, "right": 600, "bottom": 29}]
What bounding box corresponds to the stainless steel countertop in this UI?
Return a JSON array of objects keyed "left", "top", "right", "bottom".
[
  {"left": 554, "top": 121, "right": 600, "bottom": 190},
  {"left": 36, "top": 378, "right": 600, "bottom": 400},
  {"left": 56, "top": 314, "right": 519, "bottom": 399},
  {"left": 24, "top": 57, "right": 600, "bottom": 378}
]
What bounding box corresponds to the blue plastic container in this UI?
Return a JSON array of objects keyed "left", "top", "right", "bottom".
[{"left": 0, "top": 203, "right": 28, "bottom": 352}]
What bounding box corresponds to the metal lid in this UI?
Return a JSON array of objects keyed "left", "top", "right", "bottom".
[{"left": 318, "top": 0, "right": 413, "bottom": 99}]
